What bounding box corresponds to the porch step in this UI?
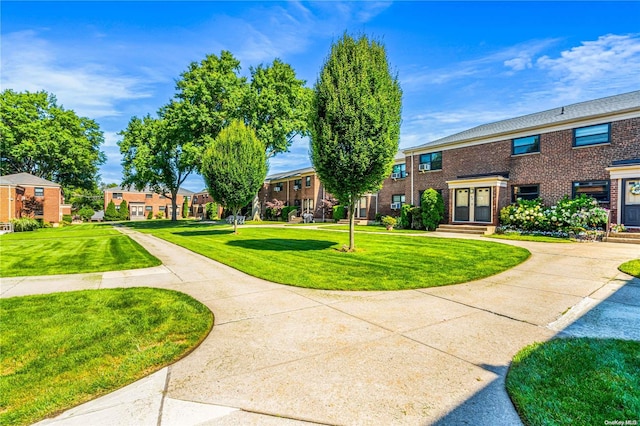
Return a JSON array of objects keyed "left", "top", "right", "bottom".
[
  {"left": 605, "top": 232, "right": 640, "bottom": 244},
  {"left": 435, "top": 224, "right": 495, "bottom": 235},
  {"left": 288, "top": 217, "right": 303, "bottom": 224}
]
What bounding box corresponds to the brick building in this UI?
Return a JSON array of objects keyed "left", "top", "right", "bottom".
[
  {"left": 0, "top": 172, "right": 71, "bottom": 225},
  {"left": 260, "top": 91, "right": 640, "bottom": 228},
  {"left": 103, "top": 186, "right": 194, "bottom": 220}
]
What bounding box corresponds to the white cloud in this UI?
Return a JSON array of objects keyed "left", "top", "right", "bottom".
[
  {"left": 1, "top": 30, "right": 153, "bottom": 118},
  {"left": 535, "top": 34, "right": 640, "bottom": 102},
  {"left": 504, "top": 55, "right": 532, "bottom": 71}
]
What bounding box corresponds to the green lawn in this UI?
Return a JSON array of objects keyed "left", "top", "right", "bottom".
[
  {"left": 0, "top": 224, "right": 161, "bottom": 277},
  {"left": 506, "top": 338, "right": 640, "bottom": 425},
  {"left": 486, "top": 233, "right": 572, "bottom": 243},
  {"left": 126, "top": 221, "right": 530, "bottom": 290},
  {"left": 315, "top": 224, "right": 430, "bottom": 233},
  {"left": 0, "top": 288, "right": 213, "bottom": 426},
  {"left": 619, "top": 259, "right": 640, "bottom": 278}
]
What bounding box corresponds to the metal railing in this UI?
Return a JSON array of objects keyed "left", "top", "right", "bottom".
[{"left": 0, "top": 222, "right": 14, "bottom": 233}]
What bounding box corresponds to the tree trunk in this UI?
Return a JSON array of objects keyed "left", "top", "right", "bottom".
[
  {"left": 170, "top": 190, "right": 178, "bottom": 221},
  {"left": 348, "top": 200, "right": 356, "bottom": 251},
  {"left": 233, "top": 207, "right": 239, "bottom": 234}
]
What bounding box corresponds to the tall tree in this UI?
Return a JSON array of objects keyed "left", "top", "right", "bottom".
[
  {"left": 245, "top": 59, "right": 313, "bottom": 158},
  {"left": 119, "top": 112, "right": 200, "bottom": 221},
  {"left": 201, "top": 120, "right": 267, "bottom": 234},
  {"left": 310, "top": 33, "right": 402, "bottom": 251},
  {"left": 0, "top": 89, "right": 105, "bottom": 190}
]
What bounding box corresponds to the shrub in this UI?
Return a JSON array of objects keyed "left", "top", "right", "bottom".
[
  {"left": 182, "top": 200, "right": 189, "bottom": 218},
  {"left": 11, "top": 218, "right": 40, "bottom": 232},
  {"left": 205, "top": 202, "right": 219, "bottom": 220},
  {"left": 397, "top": 204, "right": 412, "bottom": 229},
  {"left": 374, "top": 213, "right": 383, "bottom": 224},
  {"left": 332, "top": 205, "right": 346, "bottom": 222},
  {"left": 282, "top": 206, "right": 298, "bottom": 221},
  {"left": 62, "top": 214, "right": 73, "bottom": 223},
  {"left": 421, "top": 189, "right": 445, "bottom": 231},
  {"left": 104, "top": 200, "right": 119, "bottom": 221},
  {"left": 500, "top": 194, "right": 608, "bottom": 232},
  {"left": 147, "top": 211, "right": 153, "bottom": 220},
  {"left": 381, "top": 215, "right": 397, "bottom": 229},
  {"left": 410, "top": 207, "right": 424, "bottom": 230},
  {"left": 77, "top": 206, "right": 94, "bottom": 222},
  {"left": 119, "top": 200, "right": 129, "bottom": 221},
  {"left": 155, "top": 212, "right": 164, "bottom": 219}
]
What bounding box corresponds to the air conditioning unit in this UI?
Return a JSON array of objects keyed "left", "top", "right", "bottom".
[
  {"left": 391, "top": 202, "right": 402, "bottom": 210},
  {"left": 391, "top": 172, "right": 400, "bottom": 180},
  {"left": 294, "top": 185, "right": 300, "bottom": 191},
  {"left": 274, "top": 187, "right": 281, "bottom": 192},
  {"left": 418, "top": 163, "right": 431, "bottom": 172}
]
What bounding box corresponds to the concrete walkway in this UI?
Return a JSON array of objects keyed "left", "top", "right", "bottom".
[{"left": 2, "top": 228, "right": 639, "bottom": 425}]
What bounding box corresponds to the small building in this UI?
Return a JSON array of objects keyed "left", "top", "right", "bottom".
[
  {"left": 103, "top": 186, "right": 194, "bottom": 220},
  {"left": 0, "top": 172, "right": 71, "bottom": 225}
]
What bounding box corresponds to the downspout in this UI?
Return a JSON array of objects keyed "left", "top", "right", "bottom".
[{"left": 410, "top": 152, "right": 415, "bottom": 205}]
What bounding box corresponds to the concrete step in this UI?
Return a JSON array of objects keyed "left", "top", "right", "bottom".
[
  {"left": 609, "top": 232, "right": 640, "bottom": 240},
  {"left": 436, "top": 224, "right": 495, "bottom": 235},
  {"left": 288, "top": 217, "right": 303, "bottom": 224},
  {"left": 605, "top": 236, "right": 640, "bottom": 244}
]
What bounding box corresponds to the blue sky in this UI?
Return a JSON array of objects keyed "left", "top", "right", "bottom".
[{"left": 2, "top": 1, "right": 639, "bottom": 192}]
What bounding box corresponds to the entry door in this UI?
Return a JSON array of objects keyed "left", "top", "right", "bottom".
[
  {"left": 474, "top": 187, "right": 491, "bottom": 223},
  {"left": 455, "top": 189, "right": 470, "bottom": 221},
  {"left": 357, "top": 197, "right": 367, "bottom": 218},
  {"left": 623, "top": 179, "right": 640, "bottom": 226}
]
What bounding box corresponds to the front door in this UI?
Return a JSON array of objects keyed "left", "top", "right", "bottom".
[
  {"left": 623, "top": 179, "right": 640, "bottom": 226},
  {"left": 455, "top": 189, "right": 470, "bottom": 222},
  {"left": 474, "top": 187, "right": 491, "bottom": 222}
]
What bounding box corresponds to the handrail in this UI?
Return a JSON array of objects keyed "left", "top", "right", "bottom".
[{"left": 0, "top": 222, "right": 14, "bottom": 233}]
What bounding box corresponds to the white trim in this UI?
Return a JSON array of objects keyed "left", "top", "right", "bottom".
[
  {"left": 405, "top": 112, "right": 639, "bottom": 156},
  {"left": 446, "top": 176, "right": 509, "bottom": 189},
  {"left": 606, "top": 164, "right": 640, "bottom": 180}
]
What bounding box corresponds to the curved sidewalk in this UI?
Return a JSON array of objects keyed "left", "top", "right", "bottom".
[{"left": 2, "top": 228, "right": 638, "bottom": 425}]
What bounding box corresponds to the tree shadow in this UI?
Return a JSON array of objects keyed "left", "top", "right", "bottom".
[
  {"left": 226, "top": 238, "right": 336, "bottom": 251},
  {"left": 173, "top": 229, "right": 236, "bottom": 237}
]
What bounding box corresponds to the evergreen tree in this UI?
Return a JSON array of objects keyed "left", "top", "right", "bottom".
[
  {"left": 119, "top": 200, "right": 129, "bottom": 220},
  {"left": 105, "top": 200, "right": 119, "bottom": 221},
  {"left": 182, "top": 197, "right": 189, "bottom": 218}
]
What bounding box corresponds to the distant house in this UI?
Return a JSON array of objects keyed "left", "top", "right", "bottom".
[
  {"left": 0, "top": 172, "right": 71, "bottom": 225},
  {"left": 103, "top": 186, "right": 194, "bottom": 220}
]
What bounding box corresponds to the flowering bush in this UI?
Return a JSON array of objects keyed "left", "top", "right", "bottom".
[
  {"left": 610, "top": 223, "right": 626, "bottom": 233},
  {"left": 500, "top": 194, "right": 608, "bottom": 232}
]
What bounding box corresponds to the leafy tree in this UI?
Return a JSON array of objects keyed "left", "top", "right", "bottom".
[
  {"left": 119, "top": 114, "right": 198, "bottom": 221},
  {"left": 244, "top": 59, "right": 312, "bottom": 158},
  {"left": 77, "top": 206, "right": 95, "bottom": 222},
  {"left": 201, "top": 120, "right": 267, "bottom": 233},
  {"left": 0, "top": 89, "right": 105, "bottom": 190},
  {"left": 205, "top": 202, "right": 219, "bottom": 220},
  {"left": 118, "top": 200, "right": 129, "bottom": 220},
  {"left": 104, "top": 200, "right": 119, "bottom": 221},
  {"left": 310, "top": 33, "right": 402, "bottom": 250},
  {"left": 182, "top": 197, "right": 189, "bottom": 218},
  {"left": 421, "top": 189, "right": 445, "bottom": 231}
]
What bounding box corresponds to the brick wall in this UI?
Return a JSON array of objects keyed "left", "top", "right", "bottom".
[{"left": 409, "top": 117, "right": 640, "bottom": 222}]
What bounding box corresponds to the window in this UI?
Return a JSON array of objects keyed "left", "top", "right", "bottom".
[
  {"left": 159, "top": 195, "right": 166, "bottom": 199},
  {"left": 392, "top": 194, "right": 405, "bottom": 204},
  {"left": 159, "top": 206, "right": 166, "bottom": 211},
  {"left": 512, "top": 135, "right": 540, "bottom": 155},
  {"left": 392, "top": 163, "right": 407, "bottom": 178},
  {"left": 573, "top": 123, "right": 610, "bottom": 147},
  {"left": 34, "top": 187, "right": 44, "bottom": 197},
  {"left": 294, "top": 179, "right": 302, "bottom": 190},
  {"left": 512, "top": 185, "right": 540, "bottom": 202},
  {"left": 294, "top": 199, "right": 301, "bottom": 206},
  {"left": 305, "top": 176, "right": 312, "bottom": 187},
  {"left": 112, "top": 192, "right": 123, "bottom": 200},
  {"left": 145, "top": 193, "right": 153, "bottom": 199},
  {"left": 274, "top": 183, "right": 284, "bottom": 192},
  {"left": 419, "top": 152, "right": 442, "bottom": 171},
  {"left": 193, "top": 196, "right": 198, "bottom": 203},
  {"left": 572, "top": 180, "right": 610, "bottom": 203},
  {"left": 145, "top": 206, "right": 152, "bottom": 211}
]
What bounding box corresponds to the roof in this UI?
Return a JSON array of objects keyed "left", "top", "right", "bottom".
[
  {"left": 104, "top": 186, "right": 195, "bottom": 196},
  {"left": 266, "top": 166, "right": 316, "bottom": 181},
  {"left": 0, "top": 172, "right": 61, "bottom": 187},
  {"left": 405, "top": 90, "right": 640, "bottom": 152}
]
